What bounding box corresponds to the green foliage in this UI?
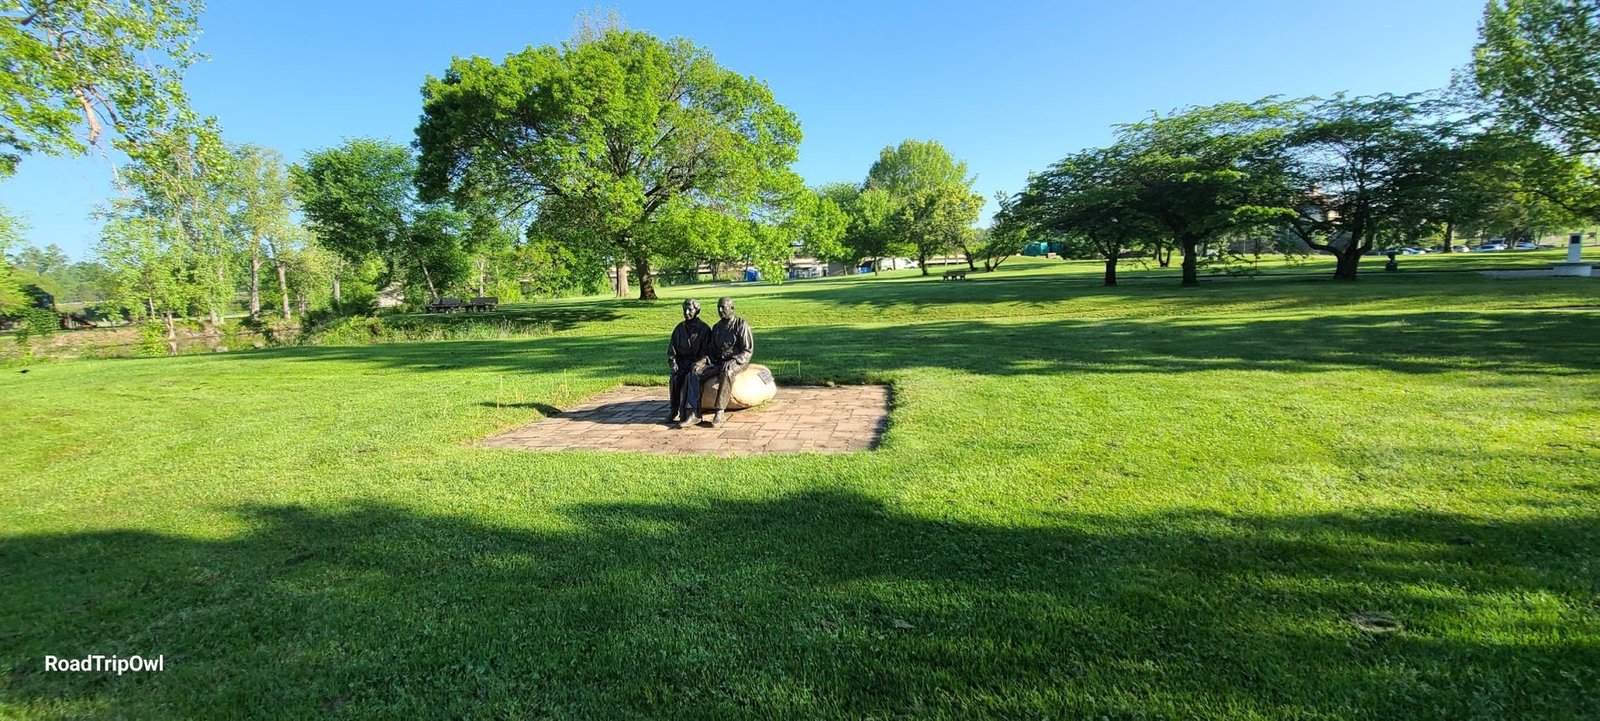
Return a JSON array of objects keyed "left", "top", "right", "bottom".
[
  {"left": 865, "top": 139, "right": 985, "bottom": 275},
  {"left": 1283, "top": 94, "right": 1447, "bottom": 278},
  {"left": 0, "top": 207, "right": 27, "bottom": 315},
  {"left": 1114, "top": 99, "right": 1301, "bottom": 285},
  {"left": 1475, "top": 0, "right": 1600, "bottom": 155},
  {"left": 0, "top": 0, "right": 204, "bottom": 177},
  {"left": 1020, "top": 147, "right": 1161, "bottom": 284},
  {"left": 9, "top": 304, "right": 55, "bottom": 344},
  {"left": 136, "top": 319, "right": 167, "bottom": 356},
  {"left": 415, "top": 24, "right": 805, "bottom": 299},
  {"left": 301, "top": 313, "right": 553, "bottom": 347},
  {"left": 290, "top": 139, "right": 413, "bottom": 267}
]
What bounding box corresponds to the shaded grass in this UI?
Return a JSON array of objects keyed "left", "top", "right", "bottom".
[{"left": 1, "top": 260, "right": 1597, "bottom": 718}]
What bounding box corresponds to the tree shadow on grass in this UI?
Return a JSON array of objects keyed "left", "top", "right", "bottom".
[
  {"left": 231, "top": 309, "right": 1599, "bottom": 384},
  {"left": 2, "top": 491, "right": 1595, "bottom": 718}
]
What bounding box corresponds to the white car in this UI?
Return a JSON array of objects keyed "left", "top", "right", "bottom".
[
  {"left": 1513, "top": 241, "right": 1538, "bottom": 250},
  {"left": 1477, "top": 242, "right": 1508, "bottom": 252},
  {"left": 1400, "top": 247, "right": 1429, "bottom": 255}
]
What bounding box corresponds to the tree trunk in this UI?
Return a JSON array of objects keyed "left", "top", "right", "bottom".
[
  {"left": 277, "top": 261, "right": 292, "bottom": 319},
  {"left": 210, "top": 260, "right": 225, "bottom": 328},
  {"left": 872, "top": 257, "right": 880, "bottom": 276},
  {"left": 918, "top": 248, "right": 930, "bottom": 276},
  {"left": 1104, "top": 255, "right": 1119, "bottom": 287},
  {"left": 249, "top": 247, "right": 261, "bottom": 318},
  {"left": 614, "top": 262, "right": 630, "bottom": 298},
  {"left": 1441, "top": 221, "right": 1454, "bottom": 253},
  {"left": 162, "top": 311, "right": 178, "bottom": 356},
  {"left": 1180, "top": 238, "right": 1199, "bottom": 286},
  {"left": 476, "top": 257, "right": 487, "bottom": 296},
  {"left": 634, "top": 255, "right": 657, "bottom": 300},
  {"left": 420, "top": 261, "right": 439, "bottom": 303},
  {"left": 332, "top": 274, "right": 342, "bottom": 306},
  {"left": 1333, "top": 250, "right": 1361, "bottom": 281},
  {"left": 1157, "top": 243, "right": 1173, "bottom": 268}
]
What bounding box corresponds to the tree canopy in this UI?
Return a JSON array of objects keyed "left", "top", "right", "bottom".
[
  {"left": 1114, "top": 100, "right": 1300, "bottom": 286},
  {"left": 1475, "top": 0, "right": 1600, "bottom": 155},
  {"left": 0, "top": 0, "right": 204, "bottom": 177},
  {"left": 415, "top": 27, "right": 804, "bottom": 299},
  {"left": 864, "top": 140, "right": 984, "bottom": 276}
]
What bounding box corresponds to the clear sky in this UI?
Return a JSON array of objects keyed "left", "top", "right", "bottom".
[{"left": 1, "top": 0, "right": 1487, "bottom": 259}]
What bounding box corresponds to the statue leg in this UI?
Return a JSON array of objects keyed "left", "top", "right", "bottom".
[
  {"left": 712, "top": 362, "right": 747, "bottom": 422},
  {"left": 667, "top": 367, "right": 687, "bottom": 421},
  {"left": 683, "top": 361, "right": 712, "bottom": 422}
]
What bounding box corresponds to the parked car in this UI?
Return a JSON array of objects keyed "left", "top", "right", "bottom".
[
  {"left": 1477, "top": 242, "right": 1508, "bottom": 252},
  {"left": 1400, "top": 247, "right": 1429, "bottom": 255},
  {"left": 1452, "top": 245, "right": 1471, "bottom": 253},
  {"left": 1512, "top": 241, "right": 1538, "bottom": 250}
]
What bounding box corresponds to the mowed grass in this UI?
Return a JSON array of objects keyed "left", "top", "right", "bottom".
[{"left": 2, "top": 256, "right": 1598, "bottom": 719}]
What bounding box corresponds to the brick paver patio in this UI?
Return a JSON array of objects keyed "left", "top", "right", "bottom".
[{"left": 479, "top": 385, "right": 890, "bottom": 455}]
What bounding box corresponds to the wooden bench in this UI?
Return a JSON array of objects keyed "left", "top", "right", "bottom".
[
  {"left": 466, "top": 296, "right": 499, "bottom": 312},
  {"left": 426, "top": 297, "right": 464, "bottom": 313},
  {"left": 943, "top": 269, "right": 968, "bottom": 281}
]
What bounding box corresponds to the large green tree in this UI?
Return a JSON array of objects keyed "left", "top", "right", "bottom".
[
  {"left": 416, "top": 27, "right": 804, "bottom": 300},
  {"left": 1282, "top": 94, "right": 1445, "bottom": 280},
  {"left": 1020, "top": 147, "right": 1159, "bottom": 286},
  {"left": 864, "top": 140, "right": 985, "bottom": 276},
  {"left": 1, "top": 0, "right": 203, "bottom": 177},
  {"left": 291, "top": 139, "right": 465, "bottom": 305},
  {"left": 1116, "top": 100, "right": 1299, "bottom": 286}
]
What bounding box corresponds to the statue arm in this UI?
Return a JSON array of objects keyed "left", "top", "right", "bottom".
[
  {"left": 733, "top": 321, "right": 754, "bottom": 366},
  {"left": 667, "top": 325, "right": 680, "bottom": 372}
]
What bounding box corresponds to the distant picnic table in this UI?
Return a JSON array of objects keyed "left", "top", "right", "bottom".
[
  {"left": 427, "top": 297, "right": 499, "bottom": 313},
  {"left": 943, "top": 269, "right": 969, "bottom": 281}
]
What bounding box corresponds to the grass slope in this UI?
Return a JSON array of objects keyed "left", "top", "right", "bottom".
[{"left": 2, "top": 258, "right": 1597, "bottom": 719}]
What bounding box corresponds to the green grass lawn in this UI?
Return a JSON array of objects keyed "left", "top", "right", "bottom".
[{"left": 2, "top": 258, "right": 1598, "bottom": 718}]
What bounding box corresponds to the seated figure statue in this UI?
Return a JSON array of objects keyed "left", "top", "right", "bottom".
[
  {"left": 666, "top": 298, "right": 711, "bottom": 425},
  {"left": 681, "top": 296, "right": 754, "bottom": 428}
]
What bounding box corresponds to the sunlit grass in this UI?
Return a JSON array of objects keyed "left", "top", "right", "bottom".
[{"left": 1, "top": 257, "right": 1596, "bottom": 718}]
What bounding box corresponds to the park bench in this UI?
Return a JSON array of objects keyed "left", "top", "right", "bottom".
[
  {"left": 427, "top": 297, "right": 464, "bottom": 313},
  {"left": 466, "top": 296, "right": 500, "bottom": 312},
  {"left": 943, "top": 269, "right": 968, "bottom": 281}
]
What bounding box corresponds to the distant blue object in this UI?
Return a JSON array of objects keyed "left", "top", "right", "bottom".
[{"left": 744, "top": 268, "right": 761, "bottom": 282}]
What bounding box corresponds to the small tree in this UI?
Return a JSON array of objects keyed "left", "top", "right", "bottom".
[
  {"left": 1020, "top": 147, "right": 1159, "bottom": 286},
  {"left": 976, "top": 192, "right": 1030, "bottom": 272}
]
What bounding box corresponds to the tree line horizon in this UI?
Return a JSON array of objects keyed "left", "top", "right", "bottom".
[{"left": 2, "top": 1, "right": 1597, "bottom": 342}]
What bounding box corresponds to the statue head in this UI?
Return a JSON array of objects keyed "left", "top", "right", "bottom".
[
  {"left": 682, "top": 298, "right": 701, "bottom": 321},
  {"left": 717, "top": 296, "right": 735, "bottom": 320}
]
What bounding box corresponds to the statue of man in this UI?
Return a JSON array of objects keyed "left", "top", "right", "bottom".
[
  {"left": 683, "top": 296, "right": 753, "bottom": 428},
  {"left": 666, "top": 298, "right": 711, "bottom": 425}
]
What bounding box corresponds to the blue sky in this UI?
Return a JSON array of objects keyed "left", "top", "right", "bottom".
[{"left": 2, "top": 0, "right": 1486, "bottom": 259}]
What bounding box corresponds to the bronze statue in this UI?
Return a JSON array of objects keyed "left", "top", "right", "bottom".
[
  {"left": 682, "top": 296, "right": 754, "bottom": 428},
  {"left": 667, "top": 298, "right": 712, "bottom": 424}
]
